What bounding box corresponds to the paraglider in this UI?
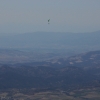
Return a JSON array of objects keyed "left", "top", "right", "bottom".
[{"left": 48, "top": 19, "right": 50, "bottom": 24}]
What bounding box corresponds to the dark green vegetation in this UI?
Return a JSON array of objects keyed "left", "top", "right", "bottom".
[
  {"left": 0, "top": 50, "right": 100, "bottom": 90},
  {"left": 0, "top": 50, "right": 100, "bottom": 99},
  {"left": 0, "top": 64, "right": 100, "bottom": 90}
]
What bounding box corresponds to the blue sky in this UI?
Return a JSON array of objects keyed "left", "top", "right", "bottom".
[{"left": 0, "top": 0, "right": 100, "bottom": 34}]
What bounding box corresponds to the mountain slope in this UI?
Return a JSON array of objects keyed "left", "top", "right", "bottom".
[
  {"left": 49, "top": 50, "right": 100, "bottom": 67},
  {"left": 0, "top": 50, "right": 100, "bottom": 90}
]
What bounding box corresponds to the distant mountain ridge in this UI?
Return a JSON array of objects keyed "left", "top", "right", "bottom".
[{"left": 0, "top": 31, "right": 100, "bottom": 52}]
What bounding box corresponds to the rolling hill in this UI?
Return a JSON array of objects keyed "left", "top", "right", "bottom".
[{"left": 0, "top": 50, "right": 100, "bottom": 90}]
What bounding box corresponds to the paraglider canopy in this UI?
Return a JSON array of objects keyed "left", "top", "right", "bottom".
[{"left": 48, "top": 19, "right": 50, "bottom": 24}]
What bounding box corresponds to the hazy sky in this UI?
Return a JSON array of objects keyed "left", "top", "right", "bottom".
[{"left": 0, "top": 0, "right": 100, "bottom": 34}]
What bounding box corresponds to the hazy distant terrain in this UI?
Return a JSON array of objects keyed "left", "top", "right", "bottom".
[
  {"left": 0, "top": 31, "right": 100, "bottom": 53},
  {"left": 0, "top": 31, "right": 100, "bottom": 99},
  {"left": 0, "top": 49, "right": 73, "bottom": 65}
]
